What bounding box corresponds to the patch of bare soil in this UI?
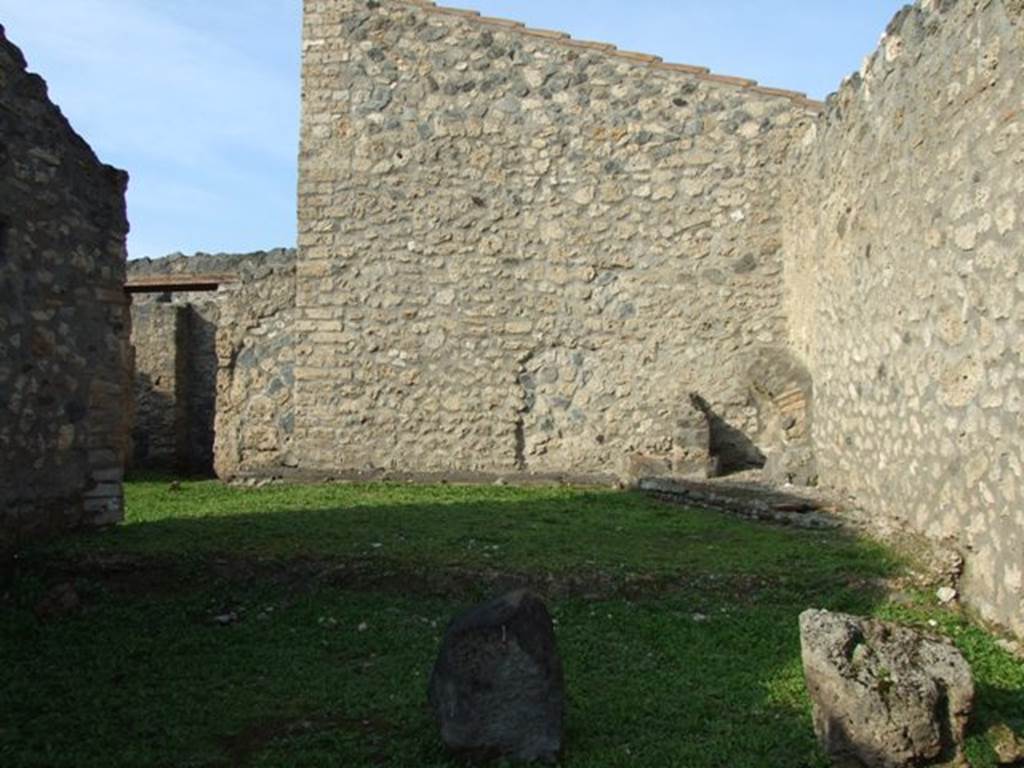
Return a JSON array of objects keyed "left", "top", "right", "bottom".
[
  {"left": 219, "top": 714, "right": 393, "bottom": 767},
  {"left": 34, "top": 553, "right": 197, "bottom": 598}
]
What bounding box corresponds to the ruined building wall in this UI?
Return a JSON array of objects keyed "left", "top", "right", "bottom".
[
  {"left": 127, "top": 250, "right": 296, "bottom": 478},
  {"left": 0, "top": 27, "right": 132, "bottom": 547},
  {"left": 784, "top": 0, "right": 1024, "bottom": 635},
  {"left": 297, "top": 0, "right": 819, "bottom": 480},
  {"left": 131, "top": 302, "right": 189, "bottom": 470}
]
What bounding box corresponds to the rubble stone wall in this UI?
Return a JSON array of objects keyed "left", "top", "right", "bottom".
[
  {"left": 127, "top": 250, "right": 296, "bottom": 478},
  {"left": 784, "top": 0, "right": 1024, "bottom": 635},
  {"left": 131, "top": 302, "right": 188, "bottom": 470},
  {"left": 0, "top": 26, "right": 132, "bottom": 548},
  {"left": 296, "top": 0, "right": 819, "bottom": 480}
]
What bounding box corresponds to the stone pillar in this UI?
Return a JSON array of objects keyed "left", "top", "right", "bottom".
[{"left": 130, "top": 301, "right": 189, "bottom": 472}]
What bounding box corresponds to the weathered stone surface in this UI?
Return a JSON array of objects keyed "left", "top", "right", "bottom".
[
  {"left": 428, "top": 590, "right": 565, "bottom": 764},
  {"left": 746, "top": 346, "right": 816, "bottom": 486},
  {"left": 988, "top": 723, "right": 1024, "bottom": 766},
  {"left": 128, "top": 250, "right": 296, "bottom": 478},
  {"left": 297, "top": 0, "right": 818, "bottom": 482},
  {"left": 130, "top": 301, "right": 188, "bottom": 471},
  {"left": 799, "top": 609, "right": 974, "bottom": 768},
  {"left": 640, "top": 475, "right": 841, "bottom": 529},
  {"left": 0, "top": 25, "right": 131, "bottom": 547},
  {"left": 784, "top": 0, "right": 1024, "bottom": 637}
]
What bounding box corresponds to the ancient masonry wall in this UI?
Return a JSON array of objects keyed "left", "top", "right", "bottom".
[
  {"left": 296, "top": 0, "right": 820, "bottom": 481},
  {"left": 0, "top": 27, "right": 132, "bottom": 548},
  {"left": 131, "top": 302, "right": 188, "bottom": 470},
  {"left": 784, "top": 0, "right": 1024, "bottom": 635},
  {"left": 127, "top": 250, "right": 296, "bottom": 478}
]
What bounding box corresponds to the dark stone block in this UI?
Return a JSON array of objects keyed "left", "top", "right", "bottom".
[{"left": 428, "top": 590, "right": 565, "bottom": 764}]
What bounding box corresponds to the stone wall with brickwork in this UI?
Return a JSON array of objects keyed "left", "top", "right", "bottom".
[
  {"left": 784, "top": 0, "right": 1024, "bottom": 635},
  {"left": 0, "top": 27, "right": 132, "bottom": 549},
  {"left": 296, "top": 0, "right": 820, "bottom": 482},
  {"left": 128, "top": 250, "right": 296, "bottom": 478}
]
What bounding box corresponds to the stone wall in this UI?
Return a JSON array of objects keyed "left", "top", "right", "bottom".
[
  {"left": 784, "top": 0, "right": 1024, "bottom": 635},
  {"left": 127, "top": 250, "right": 296, "bottom": 478},
  {"left": 0, "top": 26, "right": 132, "bottom": 548},
  {"left": 296, "top": 0, "right": 820, "bottom": 481},
  {"left": 131, "top": 302, "right": 188, "bottom": 470}
]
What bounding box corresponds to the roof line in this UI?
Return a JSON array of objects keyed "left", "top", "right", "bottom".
[{"left": 398, "top": 0, "right": 824, "bottom": 111}]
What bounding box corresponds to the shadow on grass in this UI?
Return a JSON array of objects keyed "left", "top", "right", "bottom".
[
  {"left": 58, "top": 481, "right": 900, "bottom": 585},
  {"left": 0, "top": 481, "right": 959, "bottom": 768},
  {"left": 975, "top": 682, "right": 1024, "bottom": 730}
]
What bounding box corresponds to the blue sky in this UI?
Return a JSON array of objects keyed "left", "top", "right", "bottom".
[{"left": 0, "top": 1, "right": 906, "bottom": 259}]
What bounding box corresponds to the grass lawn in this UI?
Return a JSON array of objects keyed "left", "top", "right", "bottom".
[{"left": 1, "top": 477, "right": 1021, "bottom": 767}]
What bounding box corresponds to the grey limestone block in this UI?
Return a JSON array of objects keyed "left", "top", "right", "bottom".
[{"left": 799, "top": 609, "right": 974, "bottom": 768}]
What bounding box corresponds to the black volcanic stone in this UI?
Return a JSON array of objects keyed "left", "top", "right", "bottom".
[{"left": 428, "top": 590, "right": 565, "bottom": 764}]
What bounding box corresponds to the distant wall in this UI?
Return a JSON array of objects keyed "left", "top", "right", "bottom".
[
  {"left": 785, "top": 0, "right": 1024, "bottom": 635},
  {"left": 0, "top": 27, "right": 132, "bottom": 547},
  {"left": 131, "top": 302, "right": 189, "bottom": 470},
  {"left": 296, "top": 0, "right": 819, "bottom": 481},
  {"left": 128, "top": 250, "right": 296, "bottom": 478}
]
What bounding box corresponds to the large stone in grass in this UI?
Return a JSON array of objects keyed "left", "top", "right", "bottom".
[
  {"left": 799, "top": 609, "right": 974, "bottom": 768},
  {"left": 428, "top": 590, "right": 565, "bottom": 764}
]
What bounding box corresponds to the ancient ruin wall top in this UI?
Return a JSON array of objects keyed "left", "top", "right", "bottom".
[{"left": 305, "top": 0, "right": 824, "bottom": 112}]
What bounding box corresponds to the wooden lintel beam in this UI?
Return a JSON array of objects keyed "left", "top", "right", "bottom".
[{"left": 124, "top": 274, "right": 238, "bottom": 294}]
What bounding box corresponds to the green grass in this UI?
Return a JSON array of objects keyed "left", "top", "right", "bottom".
[{"left": 0, "top": 477, "right": 1021, "bottom": 767}]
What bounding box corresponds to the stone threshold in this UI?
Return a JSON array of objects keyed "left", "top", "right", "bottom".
[
  {"left": 639, "top": 475, "right": 844, "bottom": 529},
  {"left": 224, "top": 466, "right": 621, "bottom": 488}
]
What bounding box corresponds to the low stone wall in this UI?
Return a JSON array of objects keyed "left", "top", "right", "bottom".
[
  {"left": 128, "top": 250, "right": 296, "bottom": 478},
  {"left": 0, "top": 26, "right": 132, "bottom": 548},
  {"left": 296, "top": 0, "right": 820, "bottom": 482},
  {"left": 784, "top": 0, "right": 1024, "bottom": 635}
]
